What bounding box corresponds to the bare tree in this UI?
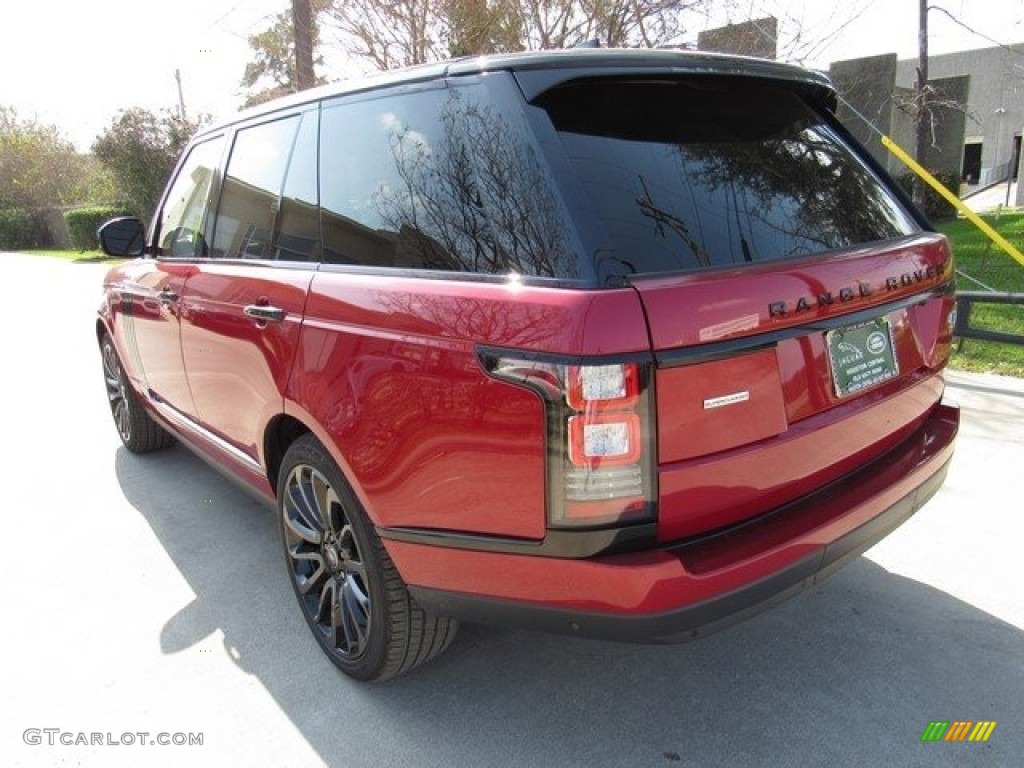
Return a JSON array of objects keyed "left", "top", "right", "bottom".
[
  {"left": 446, "top": 0, "right": 522, "bottom": 56},
  {"left": 701, "top": 0, "right": 872, "bottom": 64},
  {"left": 325, "top": 0, "right": 703, "bottom": 70},
  {"left": 327, "top": 0, "right": 439, "bottom": 70},
  {"left": 517, "top": 0, "right": 695, "bottom": 49}
]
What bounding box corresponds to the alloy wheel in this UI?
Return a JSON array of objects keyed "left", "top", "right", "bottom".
[
  {"left": 282, "top": 464, "right": 371, "bottom": 660},
  {"left": 102, "top": 340, "right": 132, "bottom": 442}
]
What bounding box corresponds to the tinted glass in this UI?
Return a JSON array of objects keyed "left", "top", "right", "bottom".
[
  {"left": 276, "top": 111, "right": 320, "bottom": 261},
  {"left": 320, "top": 83, "right": 582, "bottom": 278},
  {"left": 158, "top": 137, "right": 224, "bottom": 258},
  {"left": 212, "top": 115, "right": 299, "bottom": 259},
  {"left": 535, "top": 79, "right": 919, "bottom": 281}
]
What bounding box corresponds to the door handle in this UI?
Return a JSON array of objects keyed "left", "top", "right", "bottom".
[
  {"left": 157, "top": 289, "right": 178, "bottom": 305},
  {"left": 244, "top": 304, "right": 285, "bottom": 323}
]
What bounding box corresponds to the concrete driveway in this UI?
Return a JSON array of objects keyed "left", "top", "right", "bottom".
[{"left": 2, "top": 252, "right": 1021, "bottom": 767}]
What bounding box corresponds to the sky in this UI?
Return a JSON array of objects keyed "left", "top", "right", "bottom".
[{"left": 2, "top": 0, "right": 1023, "bottom": 151}]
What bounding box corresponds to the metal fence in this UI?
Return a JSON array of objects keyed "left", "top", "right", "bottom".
[{"left": 954, "top": 291, "right": 1024, "bottom": 345}]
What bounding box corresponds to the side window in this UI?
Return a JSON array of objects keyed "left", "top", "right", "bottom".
[
  {"left": 320, "top": 91, "right": 454, "bottom": 269},
  {"left": 157, "top": 137, "right": 225, "bottom": 258},
  {"left": 276, "top": 111, "right": 320, "bottom": 261},
  {"left": 319, "top": 84, "right": 579, "bottom": 277},
  {"left": 211, "top": 115, "right": 300, "bottom": 259}
]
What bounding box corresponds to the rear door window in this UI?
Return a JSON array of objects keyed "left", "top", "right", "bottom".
[
  {"left": 533, "top": 78, "right": 919, "bottom": 282},
  {"left": 276, "top": 111, "right": 321, "bottom": 261},
  {"left": 211, "top": 115, "right": 301, "bottom": 260}
]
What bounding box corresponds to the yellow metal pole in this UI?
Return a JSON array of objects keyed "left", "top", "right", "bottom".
[{"left": 881, "top": 134, "right": 1024, "bottom": 269}]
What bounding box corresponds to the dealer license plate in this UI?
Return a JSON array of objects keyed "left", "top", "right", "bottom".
[{"left": 826, "top": 317, "right": 899, "bottom": 398}]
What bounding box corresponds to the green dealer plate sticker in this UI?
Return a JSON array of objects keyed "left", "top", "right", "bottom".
[{"left": 826, "top": 317, "right": 899, "bottom": 398}]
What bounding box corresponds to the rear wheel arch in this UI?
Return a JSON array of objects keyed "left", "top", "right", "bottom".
[
  {"left": 264, "top": 414, "right": 313, "bottom": 495},
  {"left": 264, "top": 414, "right": 378, "bottom": 525}
]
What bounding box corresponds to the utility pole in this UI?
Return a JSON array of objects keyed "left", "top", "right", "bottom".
[
  {"left": 292, "top": 0, "right": 315, "bottom": 91},
  {"left": 175, "top": 68, "right": 187, "bottom": 120},
  {"left": 917, "top": 0, "right": 933, "bottom": 208},
  {"left": 913, "top": 0, "right": 929, "bottom": 208}
]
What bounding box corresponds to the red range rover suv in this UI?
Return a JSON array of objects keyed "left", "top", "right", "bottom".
[{"left": 97, "top": 49, "right": 959, "bottom": 681}]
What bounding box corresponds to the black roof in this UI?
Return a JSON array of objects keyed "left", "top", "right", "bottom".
[
  {"left": 205, "top": 48, "right": 835, "bottom": 135},
  {"left": 447, "top": 47, "right": 830, "bottom": 85}
]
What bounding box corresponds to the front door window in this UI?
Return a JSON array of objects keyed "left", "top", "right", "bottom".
[{"left": 158, "top": 137, "right": 225, "bottom": 258}]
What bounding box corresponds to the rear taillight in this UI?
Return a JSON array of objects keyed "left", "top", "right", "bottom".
[
  {"left": 566, "top": 364, "right": 639, "bottom": 409},
  {"left": 484, "top": 355, "right": 656, "bottom": 529}
]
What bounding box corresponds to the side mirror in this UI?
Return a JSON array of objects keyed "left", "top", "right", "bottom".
[{"left": 98, "top": 217, "right": 146, "bottom": 257}]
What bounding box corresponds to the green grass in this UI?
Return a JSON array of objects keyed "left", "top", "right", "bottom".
[
  {"left": 937, "top": 211, "right": 1024, "bottom": 377},
  {"left": 11, "top": 248, "right": 109, "bottom": 261}
]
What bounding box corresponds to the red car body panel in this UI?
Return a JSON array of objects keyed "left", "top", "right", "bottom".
[
  {"left": 633, "top": 234, "right": 952, "bottom": 352},
  {"left": 369, "top": 238, "right": 958, "bottom": 617},
  {"left": 655, "top": 348, "right": 788, "bottom": 462},
  {"left": 390, "top": 401, "right": 956, "bottom": 625},
  {"left": 179, "top": 263, "right": 312, "bottom": 463},
  {"left": 285, "top": 272, "right": 650, "bottom": 539},
  {"left": 637, "top": 234, "right": 955, "bottom": 541},
  {"left": 655, "top": 375, "right": 944, "bottom": 541},
  {"left": 112, "top": 260, "right": 198, "bottom": 415}
]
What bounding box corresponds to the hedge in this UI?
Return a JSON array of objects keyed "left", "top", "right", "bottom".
[
  {"left": 0, "top": 208, "right": 39, "bottom": 250},
  {"left": 64, "top": 205, "right": 134, "bottom": 251}
]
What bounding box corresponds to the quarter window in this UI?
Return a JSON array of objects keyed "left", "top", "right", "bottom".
[{"left": 319, "top": 83, "right": 581, "bottom": 278}]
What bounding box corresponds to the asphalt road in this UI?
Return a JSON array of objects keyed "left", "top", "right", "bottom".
[{"left": 2, "top": 251, "right": 1021, "bottom": 768}]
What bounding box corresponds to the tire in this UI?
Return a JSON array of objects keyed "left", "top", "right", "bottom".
[
  {"left": 278, "top": 435, "right": 457, "bottom": 681},
  {"left": 100, "top": 334, "right": 175, "bottom": 453}
]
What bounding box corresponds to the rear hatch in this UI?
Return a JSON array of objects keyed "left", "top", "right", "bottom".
[
  {"left": 634, "top": 236, "right": 953, "bottom": 541},
  {"left": 530, "top": 72, "right": 956, "bottom": 542}
]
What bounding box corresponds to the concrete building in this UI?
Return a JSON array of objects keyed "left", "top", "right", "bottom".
[
  {"left": 831, "top": 44, "right": 1024, "bottom": 202},
  {"left": 697, "top": 17, "right": 778, "bottom": 60},
  {"left": 694, "top": 17, "right": 1024, "bottom": 206},
  {"left": 898, "top": 45, "right": 1024, "bottom": 189}
]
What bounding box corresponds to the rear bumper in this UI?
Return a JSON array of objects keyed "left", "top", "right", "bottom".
[{"left": 392, "top": 400, "right": 958, "bottom": 643}]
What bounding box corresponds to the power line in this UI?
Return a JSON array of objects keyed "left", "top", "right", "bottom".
[
  {"left": 209, "top": 4, "right": 242, "bottom": 28},
  {"left": 929, "top": 4, "right": 1024, "bottom": 58}
]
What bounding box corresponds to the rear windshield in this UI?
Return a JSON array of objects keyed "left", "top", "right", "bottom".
[{"left": 534, "top": 78, "right": 919, "bottom": 281}]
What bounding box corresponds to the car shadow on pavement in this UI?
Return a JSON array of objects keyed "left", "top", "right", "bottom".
[{"left": 115, "top": 444, "right": 1023, "bottom": 768}]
